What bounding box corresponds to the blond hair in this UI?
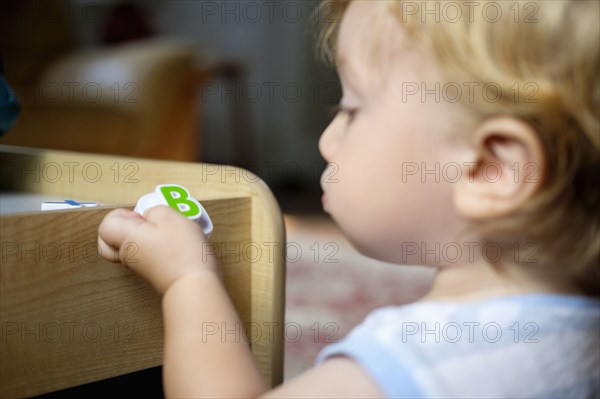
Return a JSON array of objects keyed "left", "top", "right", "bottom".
[{"left": 317, "top": 0, "right": 599, "bottom": 295}]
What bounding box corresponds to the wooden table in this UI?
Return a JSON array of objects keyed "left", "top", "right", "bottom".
[{"left": 0, "top": 145, "right": 286, "bottom": 397}]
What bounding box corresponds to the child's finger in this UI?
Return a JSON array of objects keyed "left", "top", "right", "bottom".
[
  {"left": 144, "top": 205, "right": 186, "bottom": 225},
  {"left": 98, "top": 208, "right": 146, "bottom": 250},
  {"left": 97, "top": 235, "right": 120, "bottom": 263}
]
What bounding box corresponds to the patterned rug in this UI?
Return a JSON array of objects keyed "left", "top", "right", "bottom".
[{"left": 283, "top": 215, "right": 436, "bottom": 380}]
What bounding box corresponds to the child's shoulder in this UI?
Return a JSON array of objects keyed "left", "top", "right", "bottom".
[{"left": 317, "top": 294, "right": 599, "bottom": 398}]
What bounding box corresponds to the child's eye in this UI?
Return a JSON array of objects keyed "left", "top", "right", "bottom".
[{"left": 329, "top": 105, "right": 359, "bottom": 124}]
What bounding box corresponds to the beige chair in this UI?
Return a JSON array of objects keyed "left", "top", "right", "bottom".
[
  {"left": 0, "top": 0, "right": 212, "bottom": 162},
  {"left": 0, "top": 145, "right": 286, "bottom": 397},
  {"left": 1, "top": 38, "right": 210, "bottom": 162}
]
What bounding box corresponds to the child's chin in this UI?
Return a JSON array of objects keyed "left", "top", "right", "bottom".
[{"left": 346, "top": 236, "right": 391, "bottom": 263}]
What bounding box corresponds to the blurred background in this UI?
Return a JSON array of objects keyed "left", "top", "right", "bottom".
[{"left": 0, "top": 0, "right": 342, "bottom": 213}]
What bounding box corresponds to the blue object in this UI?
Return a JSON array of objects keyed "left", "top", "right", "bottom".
[{"left": 0, "top": 69, "right": 20, "bottom": 136}]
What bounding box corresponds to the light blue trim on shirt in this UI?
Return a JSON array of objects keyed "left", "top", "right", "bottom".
[{"left": 317, "top": 337, "right": 425, "bottom": 399}]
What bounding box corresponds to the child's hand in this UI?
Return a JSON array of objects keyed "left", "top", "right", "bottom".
[{"left": 97, "top": 206, "right": 218, "bottom": 294}]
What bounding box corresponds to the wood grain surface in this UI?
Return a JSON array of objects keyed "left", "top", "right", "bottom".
[{"left": 0, "top": 145, "right": 285, "bottom": 397}]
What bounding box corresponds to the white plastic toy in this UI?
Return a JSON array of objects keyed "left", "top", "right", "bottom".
[
  {"left": 134, "top": 184, "right": 213, "bottom": 237},
  {"left": 41, "top": 200, "right": 99, "bottom": 211}
]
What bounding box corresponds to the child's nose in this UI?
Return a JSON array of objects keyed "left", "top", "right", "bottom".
[{"left": 318, "top": 120, "right": 339, "bottom": 162}]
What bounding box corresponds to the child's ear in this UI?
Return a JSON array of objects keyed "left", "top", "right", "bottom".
[{"left": 454, "top": 116, "right": 547, "bottom": 220}]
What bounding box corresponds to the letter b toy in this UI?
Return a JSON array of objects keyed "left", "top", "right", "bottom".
[{"left": 134, "top": 184, "right": 213, "bottom": 237}]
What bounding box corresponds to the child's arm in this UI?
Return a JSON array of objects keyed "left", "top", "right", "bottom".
[
  {"left": 161, "top": 271, "right": 266, "bottom": 397},
  {"left": 98, "top": 206, "right": 266, "bottom": 397},
  {"left": 98, "top": 206, "right": 383, "bottom": 398}
]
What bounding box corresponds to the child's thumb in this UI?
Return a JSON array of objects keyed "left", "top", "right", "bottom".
[{"left": 98, "top": 208, "right": 146, "bottom": 254}]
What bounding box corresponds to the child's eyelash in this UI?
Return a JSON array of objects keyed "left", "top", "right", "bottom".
[
  {"left": 328, "top": 105, "right": 342, "bottom": 118},
  {"left": 329, "top": 105, "right": 358, "bottom": 120}
]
